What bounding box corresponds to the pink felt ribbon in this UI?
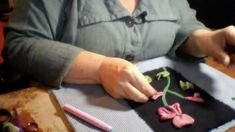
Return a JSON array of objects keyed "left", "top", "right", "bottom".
[
  {"left": 185, "top": 93, "right": 204, "bottom": 103},
  {"left": 157, "top": 103, "right": 195, "bottom": 128},
  {"left": 151, "top": 92, "right": 163, "bottom": 100}
]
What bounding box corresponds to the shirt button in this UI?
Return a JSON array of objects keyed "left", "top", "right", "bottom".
[
  {"left": 125, "top": 17, "right": 135, "bottom": 27},
  {"left": 125, "top": 54, "right": 135, "bottom": 61}
]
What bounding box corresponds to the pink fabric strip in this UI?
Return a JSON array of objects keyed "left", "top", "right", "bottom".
[
  {"left": 185, "top": 93, "right": 204, "bottom": 103},
  {"left": 63, "top": 104, "right": 112, "bottom": 132},
  {"left": 151, "top": 92, "right": 163, "bottom": 100}
]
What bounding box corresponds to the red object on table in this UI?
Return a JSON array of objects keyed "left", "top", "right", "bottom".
[{"left": 0, "top": 21, "right": 5, "bottom": 64}]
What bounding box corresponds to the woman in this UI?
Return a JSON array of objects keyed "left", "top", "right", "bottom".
[{"left": 3, "top": 0, "right": 235, "bottom": 102}]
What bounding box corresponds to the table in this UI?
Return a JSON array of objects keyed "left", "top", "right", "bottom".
[{"left": 0, "top": 56, "right": 235, "bottom": 131}]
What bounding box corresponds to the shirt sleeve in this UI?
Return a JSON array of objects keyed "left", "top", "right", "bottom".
[
  {"left": 3, "top": 0, "right": 82, "bottom": 87},
  {"left": 168, "top": 0, "right": 208, "bottom": 58}
]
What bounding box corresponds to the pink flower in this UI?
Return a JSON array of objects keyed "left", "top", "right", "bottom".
[
  {"left": 151, "top": 92, "right": 163, "bottom": 100},
  {"left": 185, "top": 93, "right": 204, "bottom": 103},
  {"left": 157, "top": 103, "right": 195, "bottom": 128}
]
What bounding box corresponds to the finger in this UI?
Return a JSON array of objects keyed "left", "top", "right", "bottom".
[
  {"left": 228, "top": 54, "right": 235, "bottom": 68},
  {"left": 129, "top": 71, "right": 157, "bottom": 97},
  {"left": 210, "top": 46, "right": 230, "bottom": 66},
  {"left": 122, "top": 82, "right": 149, "bottom": 102},
  {"left": 224, "top": 26, "right": 235, "bottom": 47}
]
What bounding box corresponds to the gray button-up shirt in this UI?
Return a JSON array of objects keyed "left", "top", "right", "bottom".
[{"left": 3, "top": 0, "right": 206, "bottom": 87}]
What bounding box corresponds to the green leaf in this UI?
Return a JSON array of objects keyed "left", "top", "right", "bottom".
[
  {"left": 156, "top": 70, "right": 170, "bottom": 80},
  {"left": 145, "top": 75, "right": 152, "bottom": 83},
  {"left": 179, "top": 80, "right": 194, "bottom": 91}
]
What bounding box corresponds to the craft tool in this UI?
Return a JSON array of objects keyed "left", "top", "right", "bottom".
[{"left": 63, "top": 104, "right": 112, "bottom": 132}]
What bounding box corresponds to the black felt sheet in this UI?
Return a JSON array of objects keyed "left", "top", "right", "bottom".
[{"left": 127, "top": 67, "right": 235, "bottom": 132}]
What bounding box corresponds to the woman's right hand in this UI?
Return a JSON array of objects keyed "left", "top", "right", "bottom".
[{"left": 98, "top": 57, "right": 157, "bottom": 102}]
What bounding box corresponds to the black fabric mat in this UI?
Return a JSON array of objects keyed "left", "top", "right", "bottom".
[{"left": 127, "top": 67, "right": 235, "bottom": 132}]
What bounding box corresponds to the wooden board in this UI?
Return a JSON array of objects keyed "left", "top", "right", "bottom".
[
  {"left": 0, "top": 87, "right": 74, "bottom": 132},
  {"left": 206, "top": 57, "right": 235, "bottom": 78}
]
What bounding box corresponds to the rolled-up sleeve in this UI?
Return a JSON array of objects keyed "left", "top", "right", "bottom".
[
  {"left": 3, "top": 0, "right": 82, "bottom": 87},
  {"left": 168, "top": 0, "right": 208, "bottom": 58}
]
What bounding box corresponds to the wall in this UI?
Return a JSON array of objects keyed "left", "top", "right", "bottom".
[{"left": 188, "top": 0, "right": 235, "bottom": 29}]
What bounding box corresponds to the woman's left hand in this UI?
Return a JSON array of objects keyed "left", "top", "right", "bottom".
[{"left": 182, "top": 25, "right": 235, "bottom": 67}]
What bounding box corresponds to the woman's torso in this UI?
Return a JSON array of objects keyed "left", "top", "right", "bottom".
[{"left": 60, "top": 0, "right": 180, "bottom": 61}]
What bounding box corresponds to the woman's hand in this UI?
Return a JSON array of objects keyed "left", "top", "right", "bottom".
[
  {"left": 181, "top": 26, "right": 235, "bottom": 67},
  {"left": 98, "top": 57, "right": 157, "bottom": 102},
  {"left": 64, "top": 51, "right": 156, "bottom": 103}
]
